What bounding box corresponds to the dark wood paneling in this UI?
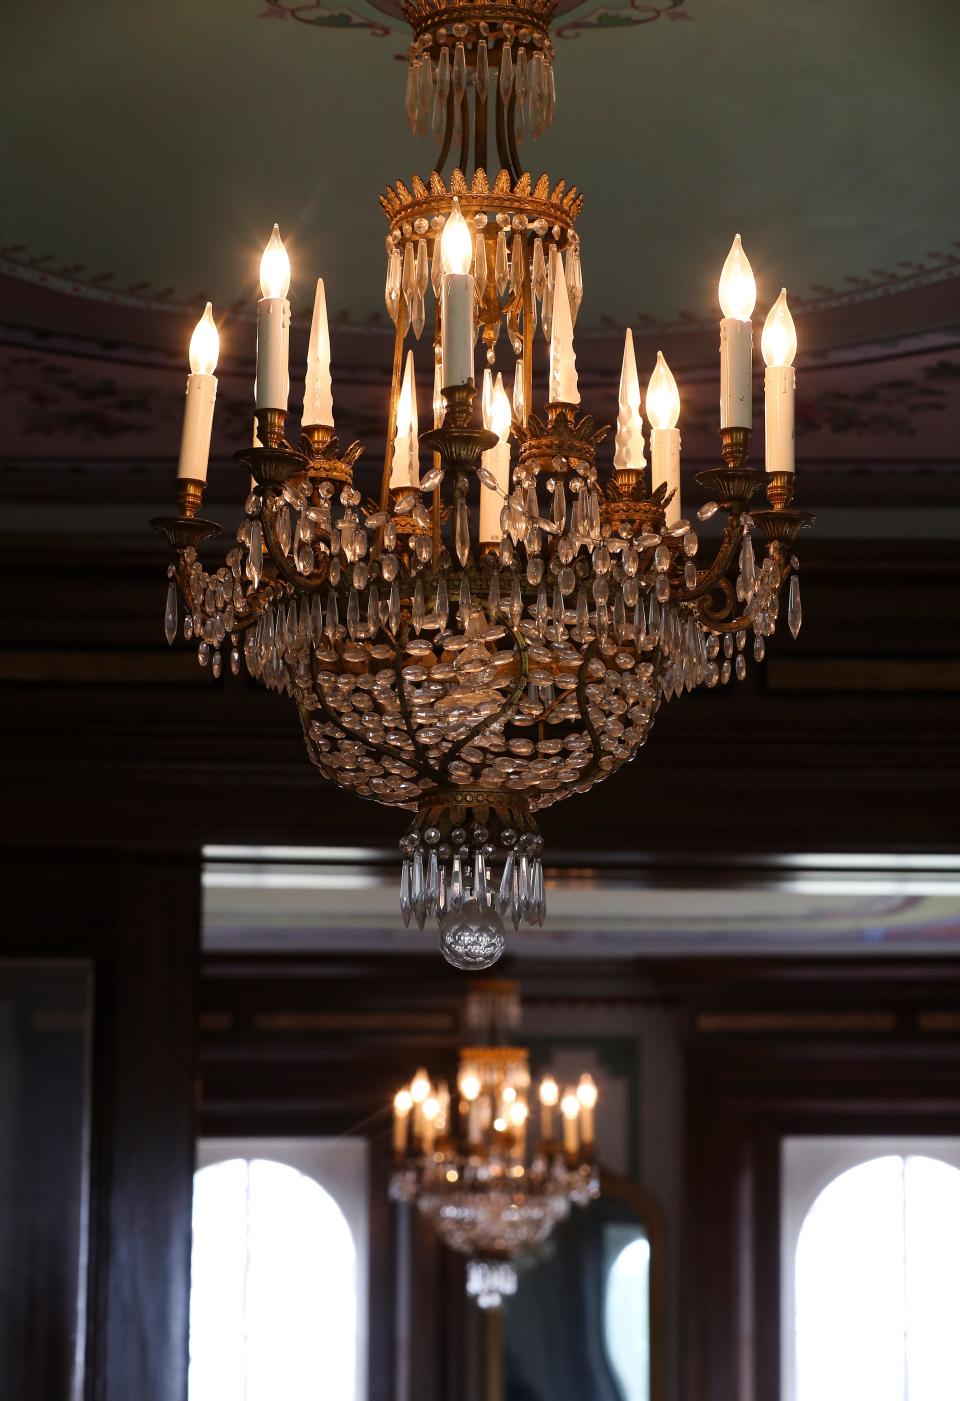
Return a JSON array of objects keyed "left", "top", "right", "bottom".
[{"left": 2, "top": 851, "right": 200, "bottom": 1401}]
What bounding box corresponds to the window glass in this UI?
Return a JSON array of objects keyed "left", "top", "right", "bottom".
[
  {"left": 190, "top": 1158, "right": 357, "bottom": 1401},
  {"left": 604, "top": 1224, "right": 651, "bottom": 1401},
  {"left": 794, "top": 1153, "right": 960, "bottom": 1401}
]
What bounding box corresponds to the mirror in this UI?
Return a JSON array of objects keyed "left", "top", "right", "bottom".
[{"left": 501, "top": 1172, "right": 664, "bottom": 1401}]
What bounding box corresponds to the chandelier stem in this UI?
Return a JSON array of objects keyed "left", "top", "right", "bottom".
[{"left": 483, "top": 1306, "right": 504, "bottom": 1399}]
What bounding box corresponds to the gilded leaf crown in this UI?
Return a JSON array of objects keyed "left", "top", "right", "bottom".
[{"left": 381, "top": 167, "right": 583, "bottom": 240}]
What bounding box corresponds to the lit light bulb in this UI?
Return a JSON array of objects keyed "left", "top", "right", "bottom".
[
  {"left": 539, "top": 1076, "right": 559, "bottom": 1107},
  {"left": 433, "top": 358, "right": 444, "bottom": 429},
  {"left": 423, "top": 1095, "right": 440, "bottom": 1123},
  {"left": 395, "top": 351, "right": 417, "bottom": 438},
  {"left": 259, "top": 223, "right": 291, "bottom": 300},
  {"left": 410, "top": 1067, "right": 430, "bottom": 1103},
  {"left": 761, "top": 288, "right": 797, "bottom": 368},
  {"left": 481, "top": 366, "right": 494, "bottom": 430},
  {"left": 493, "top": 1116, "right": 507, "bottom": 1133},
  {"left": 509, "top": 1099, "right": 528, "bottom": 1126},
  {"left": 188, "top": 302, "right": 219, "bottom": 376},
  {"left": 440, "top": 197, "right": 472, "bottom": 276},
  {"left": 460, "top": 1071, "right": 481, "bottom": 1102},
  {"left": 646, "top": 351, "right": 680, "bottom": 431},
  {"left": 560, "top": 1089, "right": 580, "bottom": 1121},
  {"left": 394, "top": 1088, "right": 413, "bottom": 1115},
  {"left": 576, "top": 1074, "right": 598, "bottom": 1109},
  {"left": 490, "top": 373, "right": 512, "bottom": 442},
  {"left": 502, "top": 1085, "right": 517, "bottom": 1105},
  {"left": 718, "top": 234, "right": 756, "bottom": 321}
]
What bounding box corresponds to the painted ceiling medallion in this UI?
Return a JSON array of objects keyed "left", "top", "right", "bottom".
[
  {"left": 266, "top": 0, "right": 685, "bottom": 39},
  {"left": 153, "top": 0, "right": 813, "bottom": 967}
]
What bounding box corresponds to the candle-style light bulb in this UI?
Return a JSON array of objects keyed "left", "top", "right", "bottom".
[
  {"left": 410, "top": 1067, "right": 430, "bottom": 1103},
  {"left": 440, "top": 197, "right": 473, "bottom": 276},
  {"left": 177, "top": 301, "right": 220, "bottom": 493},
  {"left": 762, "top": 289, "right": 797, "bottom": 476},
  {"left": 394, "top": 1087, "right": 413, "bottom": 1115},
  {"left": 303, "top": 277, "right": 333, "bottom": 426},
  {"left": 646, "top": 351, "right": 680, "bottom": 430},
  {"left": 548, "top": 259, "right": 579, "bottom": 405},
  {"left": 576, "top": 1074, "right": 598, "bottom": 1110},
  {"left": 432, "top": 358, "right": 445, "bottom": 429},
  {"left": 539, "top": 1076, "right": 559, "bottom": 1106},
  {"left": 761, "top": 288, "right": 798, "bottom": 368},
  {"left": 490, "top": 374, "right": 512, "bottom": 442},
  {"left": 460, "top": 1071, "right": 481, "bottom": 1102},
  {"left": 479, "top": 372, "right": 512, "bottom": 543},
  {"left": 718, "top": 234, "right": 756, "bottom": 321},
  {"left": 260, "top": 224, "right": 291, "bottom": 300},
  {"left": 189, "top": 302, "right": 219, "bottom": 376},
  {"left": 391, "top": 350, "right": 420, "bottom": 490},
  {"left": 614, "top": 327, "right": 645, "bottom": 472},
  {"left": 481, "top": 366, "right": 494, "bottom": 430}
]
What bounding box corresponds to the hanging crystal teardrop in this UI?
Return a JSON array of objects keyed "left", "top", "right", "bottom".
[
  {"left": 788, "top": 573, "right": 802, "bottom": 638},
  {"left": 453, "top": 42, "right": 467, "bottom": 102},
  {"left": 495, "top": 230, "right": 509, "bottom": 296},
  {"left": 164, "top": 580, "right": 177, "bottom": 645},
  {"left": 405, "top": 59, "right": 420, "bottom": 134},
  {"left": 455, "top": 494, "right": 470, "bottom": 566},
  {"left": 476, "top": 39, "right": 489, "bottom": 100},
  {"left": 499, "top": 43, "right": 513, "bottom": 102}
]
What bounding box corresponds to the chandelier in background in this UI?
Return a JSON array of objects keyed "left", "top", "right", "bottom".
[
  {"left": 389, "top": 980, "right": 599, "bottom": 1309},
  {"left": 153, "top": 0, "right": 814, "bottom": 968}
]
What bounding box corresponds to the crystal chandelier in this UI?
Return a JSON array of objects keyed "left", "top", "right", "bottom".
[
  {"left": 152, "top": 0, "right": 814, "bottom": 968},
  {"left": 388, "top": 980, "right": 599, "bottom": 1308}
]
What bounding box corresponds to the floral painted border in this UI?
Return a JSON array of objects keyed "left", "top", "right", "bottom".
[{"left": 258, "top": 0, "right": 686, "bottom": 39}]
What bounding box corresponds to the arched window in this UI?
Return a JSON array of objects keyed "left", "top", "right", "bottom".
[
  {"left": 789, "top": 1150, "right": 960, "bottom": 1401},
  {"left": 604, "top": 1226, "right": 651, "bottom": 1401},
  {"left": 189, "top": 1157, "right": 359, "bottom": 1401}
]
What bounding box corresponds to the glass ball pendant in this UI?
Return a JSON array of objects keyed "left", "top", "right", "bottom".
[{"left": 438, "top": 900, "right": 507, "bottom": 970}]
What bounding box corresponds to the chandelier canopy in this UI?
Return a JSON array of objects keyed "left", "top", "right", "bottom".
[
  {"left": 153, "top": 0, "right": 814, "bottom": 967},
  {"left": 389, "top": 980, "right": 599, "bottom": 1308}
]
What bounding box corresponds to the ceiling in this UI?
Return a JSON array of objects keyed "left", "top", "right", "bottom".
[{"left": 3, "top": 0, "right": 959, "bottom": 329}]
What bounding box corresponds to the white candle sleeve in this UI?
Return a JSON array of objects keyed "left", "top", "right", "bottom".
[
  {"left": 720, "top": 317, "right": 753, "bottom": 428},
  {"left": 177, "top": 373, "right": 217, "bottom": 482},
  {"left": 581, "top": 1104, "right": 595, "bottom": 1146},
  {"left": 540, "top": 1102, "right": 553, "bottom": 1142},
  {"left": 479, "top": 441, "right": 510, "bottom": 542},
  {"left": 255, "top": 297, "right": 291, "bottom": 410},
  {"left": 651, "top": 427, "right": 682, "bottom": 525},
  {"left": 562, "top": 1111, "right": 579, "bottom": 1156},
  {"left": 393, "top": 1111, "right": 409, "bottom": 1154},
  {"left": 764, "top": 364, "right": 796, "bottom": 473},
  {"left": 440, "top": 272, "right": 475, "bottom": 387}
]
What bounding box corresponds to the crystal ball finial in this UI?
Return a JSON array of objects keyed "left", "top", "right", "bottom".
[{"left": 439, "top": 900, "right": 507, "bottom": 970}]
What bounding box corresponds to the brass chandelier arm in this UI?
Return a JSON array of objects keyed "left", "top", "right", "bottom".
[
  {"left": 674, "top": 515, "right": 745, "bottom": 606},
  {"left": 694, "top": 555, "right": 794, "bottom": 634},
  {"left": 437, "top": 617, "right": 531, "bottom": 780},
  {"left": 259, "top": 493, "right": 331, "bottom": 594}
]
